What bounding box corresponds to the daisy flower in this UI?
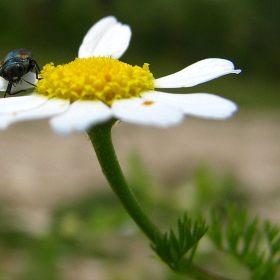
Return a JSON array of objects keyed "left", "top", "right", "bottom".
[{"left": 0, "top": 16, "right": 241, "bottom": 136}]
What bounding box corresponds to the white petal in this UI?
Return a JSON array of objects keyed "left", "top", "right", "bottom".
[
  {"left": 111, "top": 97, "right": 184, "bottom": 127},
  {"left": 0, "top": 72, "right": 37, "bottom": 94},
  {"left": 9, "top": 98, "right": 69, "bottom": 121},
  {"left": 0, "top": 94, "right": 46, "bottom": 113},
  {"left": 142, "top": 91, "right": 238, "bottom": 119},
  {"left": 0, "top": 95, "right": 43, "bottom": 129},
  {"left": 0, "top": 96, "right": 69, "bottom": 129},
  {"left": 0, "top": 77, "right": 8, "bottom": 91},
  {"left": 154, "top": 58, "right": 241, "bottom": 88},
  {"left": 79, "top": 16, "right": 117, "bottom": 58},
  {"left": 78, "top": 16, "right": 131, "bottom": 59},
  {"left": 0, "top": 115, "right": 16, "bottom": 130},
  {"left": 50, "top": 100, "right": 113, "bottom": 136}
]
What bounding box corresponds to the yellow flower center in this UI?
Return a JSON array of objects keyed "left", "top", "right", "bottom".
[{"left": 36, "top": 57, "right": 155, "bottom": 106}]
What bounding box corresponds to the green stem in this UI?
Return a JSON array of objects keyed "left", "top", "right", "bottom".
[
  {"left": 87, "top": 120, "right": 232, "bottom": 280},
  {"left": 87, "top": 119, "right": 160, "bottom": 243}
]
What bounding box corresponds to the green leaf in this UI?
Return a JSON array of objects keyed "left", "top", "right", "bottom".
[
  {"left": 209, "top": 205, "right": 280, "bottom": 279},
  {"left": 152, "top": 213, "right": 208, "bottom": 272}
]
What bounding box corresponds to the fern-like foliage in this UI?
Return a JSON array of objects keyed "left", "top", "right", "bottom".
[
  {"left": 209, "top": 206, "right": 280, "bottom": 280},
  {"left": 151, "top": 213, "right": 208, "bottom": 272}
]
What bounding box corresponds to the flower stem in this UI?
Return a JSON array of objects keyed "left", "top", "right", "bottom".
[
  {"left": 87, "top": 120, "right": 231, "bottom": 280},
  {"left": 87, "top": 119, "right": 160, "bottom": 243}
]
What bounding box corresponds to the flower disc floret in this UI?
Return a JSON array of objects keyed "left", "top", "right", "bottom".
[{"left": 36, "top": 57, "right": 155, "bottom": 106}]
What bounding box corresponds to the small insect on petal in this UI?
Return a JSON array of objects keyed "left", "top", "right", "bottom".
[{"left": 0, "top": 48, "right": 40, "bottom": 97}]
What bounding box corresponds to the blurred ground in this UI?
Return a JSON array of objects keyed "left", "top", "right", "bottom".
[{"left": 0, "top": 109, "right": 279, "bottom": 232}]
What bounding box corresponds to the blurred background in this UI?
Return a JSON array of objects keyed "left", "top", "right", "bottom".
[{"left": 0, "top": 0, "right": 279, "bottom": 279}]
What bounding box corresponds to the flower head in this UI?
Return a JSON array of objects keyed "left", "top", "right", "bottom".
[
  {"left": 36, "top": 58, "right": 154, "bottom": 105},
  {"left": 0, "top": 16, "right": 241, "bottom": 135}
]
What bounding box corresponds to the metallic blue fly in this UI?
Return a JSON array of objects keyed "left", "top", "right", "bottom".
[{"left": 0, "top": 48, "right": 40, "bottom": 97}]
